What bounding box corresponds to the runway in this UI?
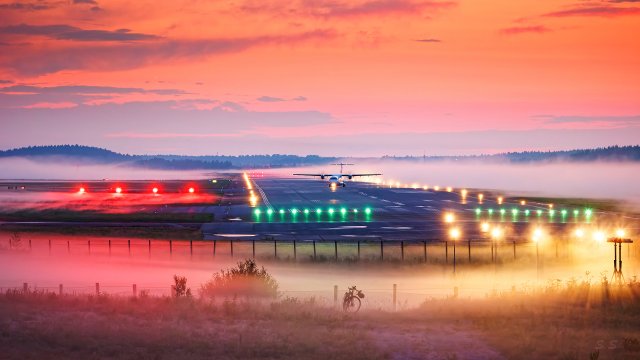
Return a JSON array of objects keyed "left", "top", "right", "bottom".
[{"left": 201, "top": 178, "right": 597, "bottom": 242}]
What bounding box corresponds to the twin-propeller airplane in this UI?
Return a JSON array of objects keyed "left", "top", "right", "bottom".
[{"left": 293, "top": 163, "right": 381, "bottom": 188}]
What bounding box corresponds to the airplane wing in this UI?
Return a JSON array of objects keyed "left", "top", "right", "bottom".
[
  {"left": 293, "top": 173, "right": 325, "bottom": 177},
  {"left": 349, "top": 174, "right": 382, "bottom": 177}
]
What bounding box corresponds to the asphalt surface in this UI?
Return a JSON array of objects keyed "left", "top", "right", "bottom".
[{"left": 201, "top": 178, "right": 601, "bottom": 242}]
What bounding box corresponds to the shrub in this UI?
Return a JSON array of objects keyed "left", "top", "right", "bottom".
[
  {"left": 200, "top": 259, "right": 278, "bottom": 299},
  {"left": 173, "top": 275, "right": 192, "bottom": 297}
]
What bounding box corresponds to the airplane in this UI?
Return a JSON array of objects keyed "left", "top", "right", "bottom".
[{"left": 293, "top": 163, "right": 381, "bottom": 188}]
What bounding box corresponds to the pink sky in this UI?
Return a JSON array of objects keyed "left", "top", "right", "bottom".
[{"left": 0, "top": 0, "right": 638, "bottom": 156}]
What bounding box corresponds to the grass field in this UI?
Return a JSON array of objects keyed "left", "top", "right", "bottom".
[
  {"left": 0, "top": 209, "right": 213, "bottom": 223},
  {"left": 2, "top": 275, "right": 639, "bottom": 359}
]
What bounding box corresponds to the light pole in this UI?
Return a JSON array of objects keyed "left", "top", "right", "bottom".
[
  {"left": 449, "top": 227, "right": 461, "bottom": 274},
  {"left": 532, "top": 228, "right": 543, "bottom": 281}
]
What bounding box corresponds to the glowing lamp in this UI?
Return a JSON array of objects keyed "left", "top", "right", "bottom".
[
  {"left": 574, "top": 228, "right": 584, "bottom": 238},
  {"left": 497, "top": 196, "right": 503, "bottom": 205},
  {"left": 491, "top": 227, "right": 502, "bottom": 239},
  {"left": 188, "top": 187, "right": 195, "bottom": 194},
  {"left": 444, "top": 213, "right": 455, "bottom": 223},
  {"left": 152, "top": 187, "right": 159, "bottom": 194},
  {"left": 449, "top": 227, "right": 461, "bottom": 240},
  {"left": 480, "top": 222, "right": 490, "bottom": 233},
  {"left": 115, "top": 187, "right": 122, "bottom": 194},
  {"left": 78, "top": 187, "right": 86, "bottom": 194},
  {"left": 616, "top": 229, "right": 625, "bottom": 238}
]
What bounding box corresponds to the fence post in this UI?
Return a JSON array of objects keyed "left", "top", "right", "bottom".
[
  {"left": 393, "top": 284, "right": 397, "bottom": 311},
  {"left": 274, "top": 240, "right": 277, "bottom": 259},
  {"left": 380, "top": 241, "right": 384, "bottom": 261},
  {"left": 95, "top": 282, "right": 100, "bottom": 296},
  {"left": 401, "top": 241, "right": 404, "bottom": 261},
  {"left": 190, "top": 240, "right": 193, "bottom": 256},
  {"left": 313, "top": 240, "right": 316, "bottom": 260},
  {"left": 29, "top": 239, "right": 32, "bottom": 251},
  {"left": 49, "top": 239, "right": 52, "bottom": 255},
  {"left": 133, "top": 284, "right": 137, "bottom": 298},
  {"left": 468, "top": 240, "right": 471, "bottom": 262},
  {"left": 59, "top": 284, "right": 63, "bottom": 296},
  {"left": 88, "top": 240, "right": 91, "bottom": 254},
  {"left": 128, "top": 239, "right": 131, "bottom": 255},
  {"left": 293, "top": 240, "right": 297, "bottom": 261},
  {"left": 357, "top": 241, "right": 361, "bottom": 260},
  {"left": 423, "top": 241, "right": 427, "bottom": 262},
  {"left": 108, "top": 239, "right": 111, "bottom": 255},
  {"left": 513, "top": 241, "right": 516, "bottom": 260},
  {"left": 213, "top": 240, "right": 216, "bottom": 256},
  {"left": 334, "top": 285, "right": 338, "bottom": 309},
  {"left": 230, "top": 240, "right": 234, "bottom": 257},
  {"left": 445, "top": 241, "right": 448, "bottom": 263},
  {"left": 170, "top": 240, "right": 173, "bottom": 255},
  {"left": 67, "top": 240, "right": 70, "bottom": 254},
  {"left": 334, "top": 241, "right": 338, "bottom": 261},
  {"left": 148, "top": 240, "right": 151, "bottom": 255}
]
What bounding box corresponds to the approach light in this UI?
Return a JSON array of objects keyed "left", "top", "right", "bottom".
[
  {"left": 115, "top": 187, "right": 122, "bottom": 194},
  {"left": 585, "top": 209, "right": 593, "bottom": 217},
  {"left": 616, "top": 229, "right": 626, "bottom": 238},
  {"left": 480, "top": 222, "right": 490, "bottom": 233},
  {"left": 491, "top": 227, "right": 502, "bottom": 239},
  {"left": 434, "top": 185, "right": 440, "bottom": 191},
  {"left": 574, "top": 228, "right": 584, "bottom": 238},
  {"left": 488, "top": 208, "right": 494, "bottom": 215},
  {"left": 532, "top": 228, "right": 543, "bottom": 242},
  {"left": 78, "top": 187, "right": 86, "bottom": 194},
  {"left": 573, "top": 209, "right": 579, "bottom": 216},
  {"left": 475, "top": 208, "right": 481, "bottom": 215},
  {"left": 291, "top": 208, "right": 298, "bottom": 215},
  {"left": 511, "top": 208, "right": 518, "bottom": 216},
  {"left": 267, "top": 209, "right": 274, "bottom": 215},
  {"left": 461, "top": 189, "right": 468, "bottom": 198},
  {"left": 279, "top": 209, "right": 285, "bottom": 214},
  {"left": 328, "top": 208, "right": 335, "bottom": 214},
  {"left": 353, "top": 209, "right": 358, "bottom": 213},
  {"left": 478, "top": 193, "right": 484, "bottom": 203},
  {"left": 537, "top": 209, "right": 543, "bottom": 216},
  {"left": 449, "top": 227, "right": 461, "bottom": 240},
  {"left": 152, "top": 187, "right": 159, "bottom": 194},
  {"left": 593, "top": 231, "right": 606, "bottom": 243},
  {"left": 444, "top": 212, "right": 455, "bottom": 223},
  {"left": 188, "top": 187, "right": 195, "bottom": 194},
  {"left": 499, "top": 208, "right": 506, "bottom": 215},
  {"left": 520, "top": 200, "right": 526, "bottom": 206},
  {"left": 316, "top": 208, "right": 322, "bottom": 214},
  {"left": 497, "top": 196, "right": 503, "bottom": 205},
  {"left": 340, "top": 208, "right": 347, "bottom": 214},
  {"left": 549, "top": 210, "right": 555, "bottom": 216},
  {"left": 446, "top": 186, "right": 453, "bottom": 192},
  {"left": 548, "top": 203, "right": 554, "bottom": 209},
  {"left": 561, "top": 209, "right": 567, "bottom": 217},
  {"left": 524, "top": 210, "right": 530, "bottom": 216},
  {"left": 304, "top": 209, "right": 310, "bottom": 214}
]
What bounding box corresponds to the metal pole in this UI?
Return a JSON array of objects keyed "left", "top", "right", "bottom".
[
  {"left": 148, "top": 240, "right": 151, "bottom": 255},
  {"left": 213, "top": 240, "right": 216, "bottom": 256},
  {"left": 170, "top": 240, "right": 173, "bottom": 255},
  {"left": 190, "top": 240, "right": 193, "bottom": 256},
  {"left": 67, "top": 240, "right": 70, "bottom": 254},
  {"left": 108, "top": 239, "right": 111, "bottom": 256},
  {"left": 88, "top": 240, "right": 91, "bottom": 254}
]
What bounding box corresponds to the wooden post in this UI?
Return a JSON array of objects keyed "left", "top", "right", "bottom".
[
  {"left": 401, "top": 241, "right": 404, "bottom": 261},
  {"left": 357, "top": 241, "right": 361, "bottom": 260},
  {"left": 169, "top": 240, "right": 173, "bottom": 255},
  {"left": 95, "top": 282, "right": 100, "bottom": 296},
  {"left": 67, "top": 240, "right": 70, "bottom": 254},
  {"left": 380, "top": 241, "right": 384, "bottom": 261},
  {"left": 148, "top": 240, "right": 151, "bottom": 255},
  {"left": 468, "top": 240, "right": 471, "bottom": 262},
  {"left": 334, "top": 240, "right": 338, "bottom": 261},
  {"left": 213, "top": 240, "right": 216, "bottom": 255},
  {"left": 230, "top": 240, "right": 234, "bottom": 257},
  {"left": 49, "top": 239, "right": 52, "bottom": 255},
  {"left": 133, "top": 284, "right": 137, "bottom": 298},
  {"left": 393, "top": 284, "right": 397, "bottom": 311},
  {"left": 313, "top": 240, "right": 316, "bottom": 260},
  {"left": 59, "top": 284, "right": 63, "bottom": 296},
  {"left": 293, "top": 240, "right": 297, "bottom": 261},
  {"left": 513, "top": 241, "right": 516, "bottom": 260},
  {"left": 108, "top": 239, "right": 111, "bottom": 255},
  {"left": 274, "top": 240, "right": 277, "bottom": 259},
  {"left": 190, "top": 240, "right": 193, "bottom": 256},
  {"left": 88, "top": 240, "right": 91, "bottom": 254},
  {"left": 252, "top": 240, "right": 256, "bottom": 259},
  {"left": 334, "top": 285, "right": 338, "bottom": 309},
  {"left": 423, "top": 241, "right": 427, "bottom": 263},
  {"left": 128, "top": 239, "right": 131, "bottom": 255}
]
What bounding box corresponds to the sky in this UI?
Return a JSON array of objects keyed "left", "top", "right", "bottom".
[{"left": 0, "top": 0, "right": 638, "bottom": 156}]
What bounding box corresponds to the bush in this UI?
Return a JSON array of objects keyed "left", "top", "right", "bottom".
[
  {"left": 200, "top": 259, "right": 278, "bottom": 299},
  {"left": 173, "top": 275, "right": 192, "bottom": 297}
]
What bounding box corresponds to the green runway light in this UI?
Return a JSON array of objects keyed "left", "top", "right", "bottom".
[
  {"left": 304, "top": 209, "right": 310, "bottom": 214},
  {"left": 291, "top": 208, "right": 298, "bottom": 215},
  {"left": 500, "top": 208, "right": 506, "bottom": 215},
  {"left": 549, "top": 210, "right": 555, "bottom": 216},
  {"left": 316, "top": 208, "right": 322, "bottom": 214},
  {"left": 488, "top": 208, "right": 494, "bottom": 215},
  {"left": 340, "top": 208, "right": 347, "bottom": 214},
  {"left": 475, "top": 208, "right": 481, "bottom": 215},
  {"left": 267, "top": 209, "right": 273, "bottom": 215},
  {"left": 511, "top": 209, "right": 518, "bottom": 215},
  {"left": 353, "top": 209, "right": 359, "bottom": 213},
  {"left": 279, "top": 209, "right": 285, "bottom": 215},
  {"left": 254, "top": 209, "right": 261, "bottom": 215},
  {"left": 585, "top": 209, "right": 593, "bottom": 217},
  {"left": 525, "top": 209, "right": 530, "bottom": 216},
  {"left": 573, "top": 209, "right": 579, "bottom": 216},
  {"left": 364, "top": 208, "right": 372, "bottom": 214},
  {"left": 328, "top": 208, "right": 335, "bottom": 214},
  {"left": 561, "top": 209, "right": 567, "bottom": 216},
  {"left": 537, "top": 210, "right": 542, "bottom": 216}
]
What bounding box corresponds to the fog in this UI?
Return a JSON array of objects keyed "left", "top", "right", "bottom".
[
  {"left": 0, "top": 157, "right": 210, "bottom": 180},
  {"left": 264, "top": 160, "right": 640, "bottom": 207}
]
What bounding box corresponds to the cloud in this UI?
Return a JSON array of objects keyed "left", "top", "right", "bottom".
[
  {"left": 0, "top": 80, "right": 13, "bottom": 84},
  {"left": 0, "top": 29, "right": 336, "bottom": 75},
  {"left": 73, "top": 0, "right": 97, "bottom": 4},
  {"left": 544, "top": 5, "right": 640, "bottom": 17},
  {"left": 543, "top": 115, "right": 640, "bottom": 125},
  {"left": 0, "top": 2, "right": 51, "bottom": 11},
  {"left": 0, "top": 24, "right": 160, "bottom": 42},
  {"left": 257, "top": 96, "right": 286, "bottom": 102},
  {"left": 415, "top": 38, "right": 441, "bottom": 42},
  {"left": 257, "top": 95, "right": 309, "bottom": 102},
  {"left": 105, "top": 132, "right": 242, "bottom": 139},
  {"left": 499, "top": 25, "right": 552, "bottom": 35},
  {"left": 0, "top": 84, "right": 187, "bottom": 95},
  {"left": 241, "top": 0, "right": 456, "bottom": 18}
]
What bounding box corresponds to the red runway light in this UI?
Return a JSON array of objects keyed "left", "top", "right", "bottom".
[
  {"left": 78, "top": 187, "right": 86, "bottom": 194},
  {"left": 115, "top": 187, "right": 122, "bottom": 194},
  {"left": 152, "top": 187, "right": 159, "bottom": 194},
  {"left": 188, "top": 187, "right": 195, "bottom": 194}
]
